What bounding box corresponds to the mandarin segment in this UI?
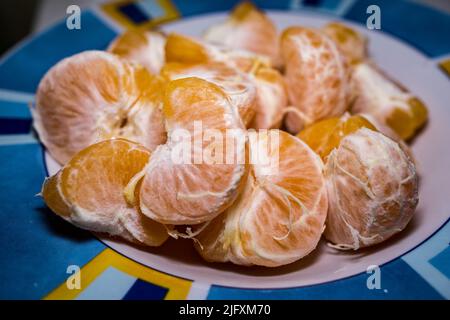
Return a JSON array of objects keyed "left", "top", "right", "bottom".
[
  {"left": 42, "top": 175, "right": 71, "bottom": 218},
  {"left": 281, "top": 27, "right": 351, "bottom": 133},
  {"left": 324, "top": 128, "right": 418, "bottom": 250},
  {"left": 33, "top": 51, "right": 166, "bottom": 164},
  {"left": 165, "top": 32, "right": 271, "bottom": 73},
  {"left": 203, "top": 2, "right": 280, "bottom": 67},
  {"left": 196, "top": 130, "right": 327, "bottom": 267},
  {"left": 161, "top": 62, "right": 257, "bottom": 127},
  {"left": 139, "top": 77, "right": 247, "bottom": 225},
  {"left": 165, "top": 33, "right": 211, "bottom": 64},
  {"left": 322, "top": 22, "right": 367, "bottom": 65},
  {"left": 42, "top": 139, "right": 169, "bottom": 246},
  {"left": 249, "top": 66, "right": 288, "bottom": 129},
  {"left": 357, "top": 113, "right": 416, "bottom": 165},
  {"left": 322, "top": 24, "right": 428, "bottom": 141},
  {"left": 108, "top": 29, "right": 166, "bottom": 74},
  {"left": 120, "top": 179, "right": 170, "bottom": 246},
  {"left": 298, "top": 114, "right": 376, "bottom": 160},
  {"left": 351, "top": 62, "right": 428, "bottom": 141}
]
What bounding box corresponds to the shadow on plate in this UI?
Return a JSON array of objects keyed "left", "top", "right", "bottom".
[{"left": 37, "top": 206, "right": 96, "bottom": 243}]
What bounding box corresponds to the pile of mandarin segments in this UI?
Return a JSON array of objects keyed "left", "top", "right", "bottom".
[{"left": 35, "top": 2, "right": 427, "bottom": 267}]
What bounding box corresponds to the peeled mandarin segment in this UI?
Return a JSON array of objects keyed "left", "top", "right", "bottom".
[
  {"left": 324, "top": 128, "right": 418, "bottom": 250},
  {"left": 33, "top": 51, "right": 166, "bottom": 164},
  {"left": 298, "top": 114, "right": 376, "bottom": 160},
  {"left": 249, "top": 67, "right": 288, "bottom": 129},
  {"left": 42, "top": 174, "right": 71, "bottom": 218},
  {"left": 351, "top": 62, "right": 428, "bottom": 141},
  {"left": 139, "top": 77, "right": 247, "bottom": 225},
  {"left": 280, "top": 27, "right": 351, "bottom": 134},
  {"left": 203, "top": 2, "right": 280, "bottom": 67},
  {"left": 196, "top": 130, "right": 328, "bottom": 267},
  {"left": 108, "top": 29, "right": 166, "bottom": 74},
  {"left": 120, "top": 180, "right": 170, "bottom": 246},
  {"left": 297, "top": 117, "right": 341, "bottom": 159},
  {"left": 165, "top": 33, "right": 212, "bottom": 64},
  {"left": 109, "top": 29, "right": 166, "bottom": 74},
  {"left": 351, "top": 113, "right": 415, "bottom": 165},
  {"left": 42, "top": 139, "right": 168, "bottom": 246},
  {"left": 165, "top": 32, "right": 271, "bottom": 73},
  {"left": 119, "top": 209, "right": 169, "bottom": 246},
  {"left": 222, "top": 49, "right": 272, "bottom": 73},
  {"left": 161, "top": 62, "right": 257, "bottom": 127},
  {"left": 385, "top": 97, "right": 428, "bottom": 141},
  {"left": 322, "top": 22, "right": 367, "bottom": 65}
]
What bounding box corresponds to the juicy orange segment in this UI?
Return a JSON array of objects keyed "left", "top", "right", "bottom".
[
  {"left": 298, "top": 114, "right": 376, "bottom": 160},
  {"left": 249, "top": 66, "right": 288, "bottom": 129},
  {"left": 108, "top": 29, "right": 166, "bottom": 74},
  {"left": 161, "top": 62, "right": 257, "bottom": 126},
  {"left": 196, "top": 130, "right": 327, "bottom": 267},
  {"left": 33, "top": 51, "right": 166, "bottom": 164},
  {"left": 42, "top": 139, "right": 168, "bottom": 246},
  {"left": 324, "top": 128, "right": 418, "bottom": 250},
  {"left": 139, "top": 77, "right": 247, "bottom": 225},
  {"left": 322, "top": 22, "right": 367, "bottom": 65},
  {"left": 165, "top": 33, "right": 211, "bottom": 64},
  {"left": 385, "top": 98, "right": 428, "bottom": 141},
  {"left": 203, "top": 2, "right": 280, "bottom": 67},
  {"left": 280, "top": 27, "right": 351, "bottom": 133},
  {"left": 351, "top": 62, "right": 428, "bottom": 141},
  {"left": 42, "top": 174, "right": 71, "bottom": 218},
  {"left": 165, "top": 32, "right": 271, "bottom": 73}
]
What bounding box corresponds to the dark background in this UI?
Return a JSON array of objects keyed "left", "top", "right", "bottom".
[{"left": 0, "top": 0, "right": 39, "bottom": 55}]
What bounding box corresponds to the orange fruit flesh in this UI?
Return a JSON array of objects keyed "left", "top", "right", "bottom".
[
  {"left": 33, "top": 51, "right": 166, "bottom": 165},
  {"left": 351, "top": 62, "right": 428, "bottom": 141},
  {"left": 108, "top": 29, "right": 149, "bottom": 56},
  {"left": 322, "top": 22, "right": 367, "bottom": 65},
  {"left": 139, "top": 77, "right": 247, "bottom": 225},
  {"left": 280, "top": 26, "right": 351, "bottom": 133},
  {"left": 298, "top": 114, "right": 376, "bottom": 160},
  {"left": 42, "top": 174, "right": 71, "bottom": 218},
  {"left": 42, "top": 139, "right": 168, "bottom": 246},
  {"left": 196, "top": 130, "right": 327, "bottom": 267},
  {"left": 59, "top": 140, "right": 148, "bottom": 213},
  {"left": 324, "top": 128, "right": 418, "bottom": 249},
  {"left": 249, "top": 66, "right": 288, "bottom": 129},
  {"left": 108, "top": 29, "right": 166, "bottom": 74},
  {"left": 165, "top": 33, "right": 210, "bottom": 64},
  {"left": 203, "top": 2, "right": 279, "bottom": 67},
  {"left": 165, "top": 32, "right": 270, "bottom": 74},
  {"left": 386, "top": 97, "right": 428, "bottom": 141},
  {"left": 232, "top": 1, "right": 255, "bottom": 20},
  {"left": 161, "top": 62, "right": 256, "bottom": 127}
]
